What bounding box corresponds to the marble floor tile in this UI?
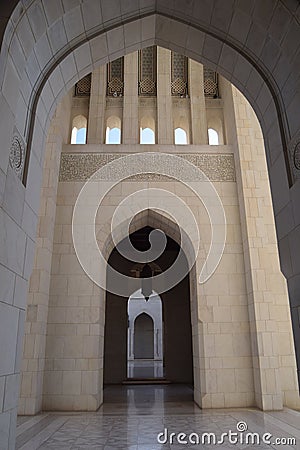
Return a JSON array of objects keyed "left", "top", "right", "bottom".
[{"left": 16, "top": 385, "right": 300, "bottom": 450}]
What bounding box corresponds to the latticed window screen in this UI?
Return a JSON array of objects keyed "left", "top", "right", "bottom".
[
  {"left": 171, "top": 52, "right": 188, "bottom": 96},
  {"left": 138, "top": 46, "right": 157, "bottom": 96},
  {"left": 74, "top": 74, "right": 92, "bottom": 97},
  {"left": 203, "top": 67, "right": 219, "bottom": 98},
  {"left": 107, "top": 57, "right": 124, "bottom": 96}
]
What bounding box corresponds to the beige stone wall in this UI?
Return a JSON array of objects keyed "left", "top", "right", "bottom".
[
  {"left": 19, "top": 93, "right": 72, "bottom": 415},
  {"left": 206, "top": 99, "right": 225, "bottom": 145},
  {"left": 228, "top": 81, "right": 300, "bottom": 410},
  {"left": 189, "top": 60, "right": 207, "bottom": 144},
  {"left": 43, "top": 176, "right": 104, "bottom": 410},
  {"left": 43, "top": 141, "right": 255, "bottom": 410},
  {"left": 123, "top": 52, "right": 139, "bottom": 144},
  {"left": 194, "top": 180, "right": 254, "bottom": 408},
  {"left": 87, "top": 66, "right": 106, "bottom": 144}
]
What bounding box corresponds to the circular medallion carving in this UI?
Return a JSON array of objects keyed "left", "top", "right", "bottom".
[
  {"left": 9, "top": 135, "right": 25, "bottom": 177},
  {"left": 294, "top": 142, "right": 300, "bottom": 170}
]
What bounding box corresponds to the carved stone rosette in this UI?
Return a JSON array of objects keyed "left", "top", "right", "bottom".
[
  {"left": 288, "top": 131, "right": 300, "bottom": 182},
  {"left": 9, "top": 132, "right": 25, "bottom": 180},
  {"left": 293, "top": 142, "right": 300, "bottom": 171}
]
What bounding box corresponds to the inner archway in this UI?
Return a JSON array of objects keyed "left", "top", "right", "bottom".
[
  {"left": 134, "top": 313, "right": 154, "bottom": 359},
  {"left": 103, "top": 225, "right": 194, "bottom": 390}
]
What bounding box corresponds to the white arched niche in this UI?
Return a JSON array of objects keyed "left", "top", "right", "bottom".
[{"left": 127, "top": 289, "right": 163, "bottom": 379}]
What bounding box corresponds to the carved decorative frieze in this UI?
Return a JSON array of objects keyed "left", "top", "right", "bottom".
[{"left": 59, "top": 153, "right": 236, "bottom": 182}]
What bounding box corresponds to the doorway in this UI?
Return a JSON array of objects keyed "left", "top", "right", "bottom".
[
  {"left": 103, "top": 225, "right": 194, "bottom": 387},
  {"left": 134, "top": 313, "right": 154, "bottom": 359}
]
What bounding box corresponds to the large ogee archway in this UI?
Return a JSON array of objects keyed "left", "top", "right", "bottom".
[{"left": 0, "top": 2, "right": 300, "bottom": 447}]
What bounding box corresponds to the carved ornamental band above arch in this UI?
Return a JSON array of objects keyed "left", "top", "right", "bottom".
[{"left": 59, "top": 152, "right": 236, "bottom": 183}]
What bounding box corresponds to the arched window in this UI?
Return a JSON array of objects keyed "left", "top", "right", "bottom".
[
  {"left": 208, "top": 128, "right": 219, "bottom": 145},
  {"left": 174, "top": 127, "right": 187, "bottom": 144},
  {"left": 140, "top": 116, "right": 155, "bottom": 144},
  {"left": 140, "top": 127, "right": 155, "bottom": 144},
  {"left": 106, "top": 127, "right": 121, "bottom": 144},
  {"left": 105, "top": 116, "right": 121, "bottom": 144},
  {"left": 71, "top": 127, "right": 87, "bottom": 144},
  {"left": 71, "top": 115, "right": 87, "bottom": 144}
]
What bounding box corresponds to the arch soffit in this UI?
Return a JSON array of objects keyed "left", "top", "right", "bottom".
[
  {"left": 72, "top": 114, "right": 87, "bottom": 129},
  {"left": 98, "top": 209, "right": 191, "bottom": 262}
]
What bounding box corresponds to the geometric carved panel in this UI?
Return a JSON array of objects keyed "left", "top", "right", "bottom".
[
  {"left": 171, "top": 52, "right": 188, "bottom": 96},
  {"left": 204, "top": 67, "right": 219, "bottom": 98},
  {"left": 75, "top": 74, "right": 92, "bottom": 97},
  {"left": 138, "top": 46, "right": 157, "bottom": 96},
  {"left": 107, "top": 57, "right": 124, "bottom": 96}
]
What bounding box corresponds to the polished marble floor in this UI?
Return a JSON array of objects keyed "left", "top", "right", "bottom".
[
  {"left": 127, "top": 360, "right": 164, "bottom": 379},
  {"left": 17, "top": 385, "right": 300, "bottom": 449}
]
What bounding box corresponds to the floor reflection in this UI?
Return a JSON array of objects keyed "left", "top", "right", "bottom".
[
  {"left": 102, "top": 384, "right": 196, "bottom": 416},
  {"left": 127, "top": 360, "right": 164, "bottom": 379}
]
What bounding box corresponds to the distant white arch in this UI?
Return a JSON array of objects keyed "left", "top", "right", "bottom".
[{"left": 127, "top": 289, "right": 163, "bottom": 362}]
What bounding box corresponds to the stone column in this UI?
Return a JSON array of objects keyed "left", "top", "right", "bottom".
[
  {"left": 122, "top": 52, "right": 139, "bottom": 144},
  {"left": 87, "top": 66, "right": 106, "bottom": 144},
  {"left": 19, "top": 95, "right": 72, "bottom": 415},
  {"left": 157, "top": 47, "right": 173, "bottom": 144},
  {"left": 189, "top": 60, "right": 208, "bottom": 144},
  {"left": 232, "top": 86, "right": 300, "bottom": 410}
]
